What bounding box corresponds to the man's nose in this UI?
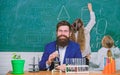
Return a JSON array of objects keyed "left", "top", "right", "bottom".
[{"left": 60, "top": 31, "right": 66, "bottom": 35}]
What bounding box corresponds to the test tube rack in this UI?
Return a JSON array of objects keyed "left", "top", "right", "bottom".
[
  {"left": 65, "top": 58, "right": 89, "bottom": 73},
  {"left": 29, "top": 57, "right": 39, "bottom": 72}
]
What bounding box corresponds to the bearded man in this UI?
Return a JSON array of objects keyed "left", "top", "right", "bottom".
[{"left": 39, "top": 20, "right": 82, "bottom": 71}]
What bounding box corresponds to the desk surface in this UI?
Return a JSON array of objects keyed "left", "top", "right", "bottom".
[{"left": 6, "top": 71, "right": 120, "bottom": 75}]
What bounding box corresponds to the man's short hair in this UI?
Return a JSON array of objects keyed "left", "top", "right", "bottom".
[{"left": 56, "top": 20, "right": 71, "bottom": 31}]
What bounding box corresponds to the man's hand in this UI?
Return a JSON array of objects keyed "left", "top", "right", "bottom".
[
  {"left": 55, "top": 64, "right": 66, "bottom": 71},
  {"left": 46, "top": 51, "right": 59, "bottom": 65}
]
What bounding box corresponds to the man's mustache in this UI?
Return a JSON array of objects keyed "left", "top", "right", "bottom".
[{"left": 57, "top": 35, "right": 68, "bottom": 39}]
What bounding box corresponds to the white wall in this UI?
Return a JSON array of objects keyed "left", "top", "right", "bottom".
[
  {"left": 0, "top": 52, "right": 43, "bottom": 75},
  {"left": 1, "top": 52, "right": 120, "bottom": 75}
]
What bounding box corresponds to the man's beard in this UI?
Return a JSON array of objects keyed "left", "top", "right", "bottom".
[{"left": 57, "top": 35, "right": 69, "bottom": 47}]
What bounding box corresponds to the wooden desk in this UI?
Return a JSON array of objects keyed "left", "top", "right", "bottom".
[{"left": 6, "top": 71, "right": 120, "bottom": 75}]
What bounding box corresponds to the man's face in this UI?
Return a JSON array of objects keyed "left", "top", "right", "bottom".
[
  {"left": 56, "top": 26, "right": 71, "bottom": 47},
  {"left": 57, "top": 26, "right": 70, "bottom": 38}
]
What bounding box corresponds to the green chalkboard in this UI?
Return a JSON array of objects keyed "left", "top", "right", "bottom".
[{"left": 0, "top": 0, "right": 120, "bottom": 52}]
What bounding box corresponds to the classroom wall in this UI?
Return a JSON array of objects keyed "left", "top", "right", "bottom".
[
  {"left": 0, "top": 52, "right": 43, "bottom": 75},
  {"left": 0, "top": 0, "right": 120, "bottom": 75}
]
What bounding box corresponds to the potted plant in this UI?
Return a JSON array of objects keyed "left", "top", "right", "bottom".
[{"left": 11, "top": 53, "right": 25, "bottom": 74}]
